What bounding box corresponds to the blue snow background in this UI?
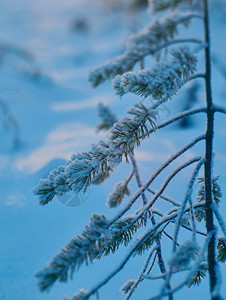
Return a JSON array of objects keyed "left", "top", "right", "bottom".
[{"left": 0, "top": 1, "right": 225, "bottom": 299}]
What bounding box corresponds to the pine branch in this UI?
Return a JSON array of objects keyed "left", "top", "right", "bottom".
[
  {"left": 188, "top": 72, "right": 206, "bottom": 81},
  {"left": 0, "top": 43, "right": 40, "bottom": 77},
  {"left": 66, "top": 202, "right": 206, "bottom": 300},
  {"left": 145, "top": 250, "right": 158, "bottom": 275},
  {"left": 163, "top": 230, "right": 180, "bottom": 246},
  {"left": 91, "top": 165, "right": 112, "bottom": 185},
  {"left": 187, "top": 264, "right": 208, "bottom": 287},
  {"left": 110, "top": 102, "right": 157, "bottom": 161},
  {"left": 33, "top": 1, "right": 226, "bottom": 299},
  {"left": 39, "top": 214, "right": 137, "bottom": 289},
  {"left": 121, "top": 279, "right": 136, "bottom": 296},
  {"left": 33, "top": 102, "right": 157, "bottom": 205},
  {"left": 36, "top": 213, "right": 110, "bottom": 291},
  {"left": 95, "top": 217, "right": 143, "bottom": 259},
  {"left": 179, "top": 222, "right": 207, "bottom": 237},
  {"left": 113, "top": 47, "right": 197, "bottom": 99},
  {"left": 33, "top": 105, "right": 206, "bottom": 207},
  {"left": 107, "top": 170, "right": 134, "bottom": 208},
  {"left": 63, "top": 289, "right": 89, "bottom": 300},
  {"left": 88, "top": 14, "right": 201, "bottom": 87},
  {"left": 216, "top": 238, "right": 226, "bottom": 263},
  {"left": 37, "top": 211, "right": 158, "bottom": 292},
  {"left": 202, "top": 0, "right": 221, "bottom": 297}
]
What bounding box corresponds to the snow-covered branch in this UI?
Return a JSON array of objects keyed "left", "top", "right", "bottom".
[
  {"left": 149, "top": 106, "right": 207, "bottom": 135},
  {"left": 88, "top": 14, "right": 200, "bottom": 87},
  {"left": 129, "top": 153, "right": 171, "bottom": 295},
  {"left": 33, "top": 102, "right": 157, "bottom": 205},
  {"left": 107, "top": 170, "right": 133, "bottom": 208},
  {"left": 152, "top": 208, "right": 207, "bottom": 237},
  {"left": 147, "top": 187, "right": 181, "bottom": 207},
  {"left": 133, "top": 157, "right": 202, "bottom": 223},
  {"left": 34, "top": 1, "right": 226, "bottom": 299},
  {"left": 109, "top": 135, "right": 205, "bottom": 225},
  {"left": 152, "top": 231, "right": 215, "bottom": 300},
  {"left": 212, "top": 202, "right": 226, "bottom": 237},
  {"left": 64, "top": 202, "right": 206, "bottom": 300},
  {"left": 123, "top": 246, "right": 158, "bottom": 299},
  {"left": 173, "top": 158, "right": 205, "bottom": 252},
  {"left": 188, "top": 72, "right": 206, "bottom": 81},
  {"left": 214, "top": 104, "right": 226, "bottom": 115},
  {"left": 113, "top": 47, "right": 197, "bottom": 99}
]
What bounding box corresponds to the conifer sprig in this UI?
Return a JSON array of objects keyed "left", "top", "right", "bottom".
[
  {"left": 88, "top": 13, "right": 201, "bottom": 87},
  {"left": 107, "top": 179, "right": 131, "bottom": 208},
  {"left": 194, "top": 175, "right": 222, "bottom": 222},
  {"left": 36, "top": 214, "right": 154, "bottom": 292},
  {"left": 36, "top": 213, "right": 109, "bottom": 291},
  {"left": 187, "top": 264, "right": 208, "bottom": 287},
  {"left": 33, "top": 103, "right": 157, "bottom": 205},
  {"left": 216, "top": 237, "right": 226, "bottom": 263},
  {"left": 113, "top": 47, "right": 197, "bottom": 99}
]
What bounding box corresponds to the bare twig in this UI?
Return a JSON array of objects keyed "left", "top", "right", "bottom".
[{"left": 173, "top": 158, "right": 205, "bottom": 252}]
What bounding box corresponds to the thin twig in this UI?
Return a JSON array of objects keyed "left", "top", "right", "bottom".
[
  {"left": 150, "top": 39, "right": 204, "bottom": 56},
  {"left": 134, "top": 157, "right": 202, "bottom": 223},
  {"left": 213, "top": 104, "right": 226, "bottom": 115},
  {"left": 163, "top": 231, "right": 180, "bottom": 247},
  {"left": 129, "top": 154, "right": 172, "bottom": 299},
  {"left": 152, "top": 208, "right": 207, "bottom": 237},
  {"left": 151, "top": 231, "right": 215, "bottom": 300},
  {"left": 109, "top": 135, "right": 205, "bottom": 226},
  {"left": 147, "top": 188, "right": 181, "bottom": 207},
  {"left": 212, "top": 202, "right": 226, "bottom": 237},
  {"left": 125, "top": 246, "right": 158, "bottom": 300},
  {"left": 129, "top": 153, "right": 148, "bottom": 206},
  {"left": 125, "top": 168, "right": 135, "bottom": 185},
  {"left": 147, "top": 107, "right": 207, "bottom": 136},
  {"left": 188, "top": 72, "right": 206, "bottom": 81},
  {"left": 146, "top": 250, "right": 158, "bottom": 275},
  {"left": 77, "top": 202, "right": 206, "bottom": 299},
  {"left": 173, "top": 158, "right": 205, "bottom": 252}
]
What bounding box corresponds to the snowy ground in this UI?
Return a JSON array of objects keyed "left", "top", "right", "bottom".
[{"left": 0, "top": 1, "right": 226, "bottom": 299}]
